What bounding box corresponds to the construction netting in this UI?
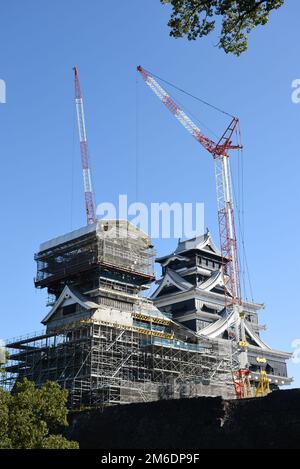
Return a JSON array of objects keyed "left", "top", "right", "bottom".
[{"left": 35, "top": 220, "right": 155, "bottom": 286}]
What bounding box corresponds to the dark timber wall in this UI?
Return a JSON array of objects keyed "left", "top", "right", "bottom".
[{"left": 68, "top": 389, "right": 300, "bottom": 449}]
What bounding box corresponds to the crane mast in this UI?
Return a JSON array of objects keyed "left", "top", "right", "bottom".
[
  {"left": 73, "top": 66, "right": 96, "bottom": 225},
  {"left": 137, "top": 65, "right": 251, "bottom": 397}
]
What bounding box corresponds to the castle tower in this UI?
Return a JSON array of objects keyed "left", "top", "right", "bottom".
[
  {"left": 151, "top": 231, "right": 292, "bottom": 389},
  {"left": 35, "top": 220, "right": 155, "bottom": 330}
]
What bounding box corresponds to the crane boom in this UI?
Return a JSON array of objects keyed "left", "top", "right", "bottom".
[
  {"left": 137, "top": 65, "right": 251, "bottom": 398},
  {"left": 73, "top": 66, "right": 96, "bottom": 225},
  {"left": 137, "top": 66, "right": 240, "bottom": 157}
]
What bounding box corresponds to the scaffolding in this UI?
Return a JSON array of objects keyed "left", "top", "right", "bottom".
[
  {"left": 1, "top": 319, "right": 236, "bottom": 408},
  {"left": 97, "top": 220, "right": 154, "bottom": 277},
  {"left": 35, "top": 220, "right": 155, "bottom": 293}
]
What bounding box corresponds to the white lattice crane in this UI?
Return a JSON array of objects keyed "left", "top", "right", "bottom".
[{"left": 73, "top": 66, "right": 97, "bottom": 225}]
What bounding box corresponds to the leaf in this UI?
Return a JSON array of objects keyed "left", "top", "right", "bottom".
[{"left": 161, "top": 0, "right": 285, "bottom": 55}]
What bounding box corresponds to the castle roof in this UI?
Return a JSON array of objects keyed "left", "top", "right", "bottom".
[
  {"left": 41, "top": 285, "right": 99, "bottom": 324},
  {"left": 175, "top": 232, "right": 221, "bottom": 256},
  {"left": 38, "top": 219, "right": 151, "bottom": 253},
  {"left": 156, "top": 231, "right": 222, "bottom": 264}
]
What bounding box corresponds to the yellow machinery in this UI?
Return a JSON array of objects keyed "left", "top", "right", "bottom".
[{"left": 255, "top": 370, "right": 271, "bottom": 397}]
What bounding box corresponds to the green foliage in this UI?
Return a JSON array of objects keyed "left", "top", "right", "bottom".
[
  {"left": 0, "top": 379, "right": 79, "bottom": 449},
  {"left": 40, "top": 434, "right": 79, "bottom": 449},
  {"left": 0, "top": 388, "right": 11, "bottom": 448},
  {"left": 161, "top": 0, "right": 284, "bottom": 55}
]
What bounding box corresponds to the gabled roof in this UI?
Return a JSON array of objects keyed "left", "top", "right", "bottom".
[
  {"left": 42, "top": 285, "right": 99, "bottom": 324},
  {"left": 245, "top": 321, "right": 291, "bottom": 357},
  {"left": 175, "top": 231, "right": 221, "bottom": 257},
  {"left": 197, "top": 312, "right": 290, "bottom": 356},
  {"left": 150, "top": 268, "right": 193, "bottom": 300},
  {"left": 198, "top": 269, "right": 226, "bottom": 292},
  {"left": 243, "top": 320, "right": 271, "bottom": 351},
  {"left": 156, "top": 231, "right": 221, "bottom": 264},
  {"left": 197, "top": 309, "right": 238, "bottom": 339}
]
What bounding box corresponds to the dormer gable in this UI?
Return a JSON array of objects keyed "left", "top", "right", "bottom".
[
  {"left": 151, "top": 268, "right": 193, "bottom": 300},
  {"left": 42, "top": 285, "right": 98, "bottom": 325}
]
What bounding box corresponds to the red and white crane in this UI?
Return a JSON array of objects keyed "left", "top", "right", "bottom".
[
  {"left": 137, "top": 65, "right": 251, "bottom": 398},
  {"left": 73, "top": 66, "right": 97, "bottom": 225}
]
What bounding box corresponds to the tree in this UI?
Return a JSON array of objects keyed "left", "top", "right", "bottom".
[
  {"left": 0, "top": 342, "right": 8, "bottom": 371},
  {"left": 0, "top": 379, "right": 79, "bottom": 449},
  {"left": 161, "top": 0, "right": 284, "bottom": 55}
]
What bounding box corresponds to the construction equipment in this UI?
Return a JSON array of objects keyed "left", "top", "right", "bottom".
[
  {"left": 73, "top": 66, "right": 97, "bottom": 225},
  {"left": 137, "top": 65, "right": 251, "bottom": 399},
  {"left": 255, "top": 371, "right": 271, "bottom": 397}
]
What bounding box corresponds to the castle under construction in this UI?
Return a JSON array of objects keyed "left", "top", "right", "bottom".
[
  {"left": 2, "top": 220, "right": 292, "bottom": 407},
  {"left": 1, "top": 66, "right": 293, "bottom": 407}
]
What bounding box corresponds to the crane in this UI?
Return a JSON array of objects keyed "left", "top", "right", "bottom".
[
  {"left": 73, "top": 66, "right": 97, "bottom": 225},
  {"left": 137, "top": 65, "right": 251, "bottom": 399}
]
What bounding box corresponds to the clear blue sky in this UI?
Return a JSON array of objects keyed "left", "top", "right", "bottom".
[{"left": 0, "top": 1, "right": 299, "bottom": 387}]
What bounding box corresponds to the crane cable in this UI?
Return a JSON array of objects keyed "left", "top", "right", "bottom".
[
  {"left": 143, "top": 67, "right": 235, "bottom": 119},
  {"left": 138, "top": 67, "right": 255, "bottom": 302},
  {"left": 70, "top": 103, "right": 76, "bottom": 231},
  {"left": 231, "top": 125, "right": 255, "bottom": 303},
  {"left": 154, "top": 69, "right": 255, "bottom": 303}
]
